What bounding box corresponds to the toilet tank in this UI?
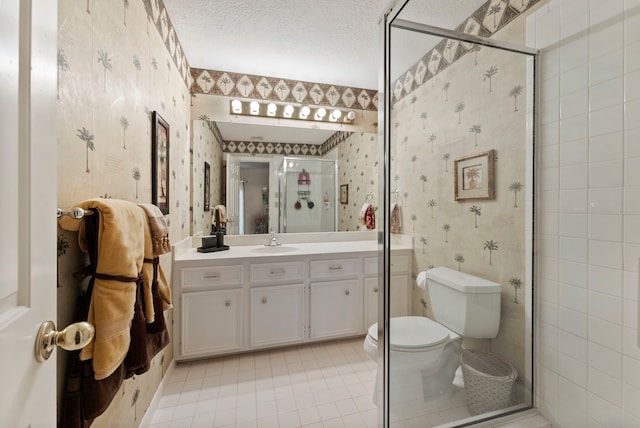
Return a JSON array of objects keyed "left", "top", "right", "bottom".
[{"left": 425, "top": 266, "right": 501, "bottom": 339}]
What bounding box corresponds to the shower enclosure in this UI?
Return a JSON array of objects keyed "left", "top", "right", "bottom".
[
  {"left": 277, "top": 157, "right": 338, "bottom": 233},
  {"left": 378, "top": 1, "right": 536, "bottom": 426}
]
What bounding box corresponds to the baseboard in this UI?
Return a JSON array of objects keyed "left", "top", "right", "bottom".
[{"left": 138, "top": 359, "right": 176, "bottom": 428}]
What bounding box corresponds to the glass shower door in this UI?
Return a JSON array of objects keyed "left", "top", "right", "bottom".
[{"left": 380, "top": 1, "right": 536, "bottom": 426}]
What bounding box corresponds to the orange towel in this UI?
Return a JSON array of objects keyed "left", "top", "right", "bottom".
[{"left": 59, "top": 199, "right": 145, "bottom": 380}]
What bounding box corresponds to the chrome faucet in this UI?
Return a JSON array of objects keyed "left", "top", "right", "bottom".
[{"left": 265, "top": 229, "right": 282, "bottom": 246}]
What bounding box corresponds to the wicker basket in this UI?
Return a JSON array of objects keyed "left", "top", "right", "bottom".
[{"left": 460, "top": 349, "right": 518, "bottom": 415}]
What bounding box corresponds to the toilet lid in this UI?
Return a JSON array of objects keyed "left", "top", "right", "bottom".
[{"left": 367, "top": 316, "right": 451, "bottom": 350}]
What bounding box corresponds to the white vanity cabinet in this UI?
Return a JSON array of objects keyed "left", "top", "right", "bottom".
[
  {"left": 309, "top": 258, "right": 363, "bottom": 339},
  {"left": 363, "top": 251, "right": 413, "bottom": 329},
  {"left": 390, "top": 253, "right": 412, "bottom": 318},
  {"left": 181, "top": 289, "right": 243, "bottom": 356},
  {"left": 249, "top": 260, "right": 305, "bottom": 347},
  {"left": 172, "top": 241, "right": 412, "bottom": 361},
  {"left": 178, "top": 265, "right": 244, "bottom": 359},
  {"left": 250, "top": 284, "right": 305, "bottom": 347}
]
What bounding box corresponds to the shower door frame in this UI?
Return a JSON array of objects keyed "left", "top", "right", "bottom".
[{"left": 378, "top": 1, "right": 539, "bottom": 426}]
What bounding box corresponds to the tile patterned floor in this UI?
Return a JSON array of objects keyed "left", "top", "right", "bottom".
[
  {"left": 148, "top": 337, "right": 378, "bottom": 428},
  {"left": 147, "top": 337, "right": 477, "bottom": 428}
]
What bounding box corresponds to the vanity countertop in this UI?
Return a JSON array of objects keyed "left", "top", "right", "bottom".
[{"left": 173, "top": 239, "right": 412, "bottom": 262}]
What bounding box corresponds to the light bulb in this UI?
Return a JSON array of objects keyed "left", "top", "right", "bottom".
[
  {"left": 331, "top": 109, "right": 342, "bottom": 120},
  {"left": 231, "top": 99, "right": 242, "bottom": 113},
  {"left": 346, "top": 111, "right": 356, "bottom": 121},
  {"left": 267, "top": 103, "right": 277, "bottom": 116},
  {"left": 315, "top": 107, "right": 327, "bottom": 120},
  {"left": 250, "top": 101, "right": 260, "bottom": 115},
  {"left": 299, "top": 106, "right": 310, "bottom": 119},
  {"left": 283, "top": 104, "right": 294, "bottom": 118}
]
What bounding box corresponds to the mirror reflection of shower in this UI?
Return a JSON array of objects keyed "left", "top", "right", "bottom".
[{"left": 277, "top": 157, "right": 337, "bottom": 233}]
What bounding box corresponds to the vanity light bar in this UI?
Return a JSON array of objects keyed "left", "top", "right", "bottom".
[{"left": 229, "top": 99, "right": 356, "bottom": 124}]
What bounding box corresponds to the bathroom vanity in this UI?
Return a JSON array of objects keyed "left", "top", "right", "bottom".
[{"left": 171, "top": 235, "right": 412, "bottom": 361}]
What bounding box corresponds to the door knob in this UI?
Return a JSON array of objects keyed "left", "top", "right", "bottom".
[{"left": 35, "top": 320, "right": 95, "bottom": 362}]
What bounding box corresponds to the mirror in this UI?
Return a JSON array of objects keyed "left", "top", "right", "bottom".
[{"left": 190, "top": 119, "right": 378, "bottom": 236}]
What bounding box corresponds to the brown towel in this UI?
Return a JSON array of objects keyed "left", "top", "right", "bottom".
[
  {"left": 140, "top": 204, "right": 171, "bottom": 323},
  {"left": 59, "top": 199, "right": 145, "bottom": 380},
  {"left": 138, "top": 203, "right": 171, "bottom": 255},
  {"left": 214, "top": 204, "right": 227, "bottom": 223}
]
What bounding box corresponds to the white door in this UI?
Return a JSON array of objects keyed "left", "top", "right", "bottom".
[
  {"left": 0, "top": 1, "right": 58, "bottom": 426},
  {"left": 225, "top": 154, "right": 240, "bottom": 235}
]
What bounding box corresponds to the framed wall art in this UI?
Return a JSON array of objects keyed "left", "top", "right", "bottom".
[
  {"left": 340, "top": 184, "right": 349, "bottom": 204},
  {"left": 152, "top": 111, "right": 170, "bottom": 214},
  {"left": 204, "top": 161, "right": 211, "bottom": 211},
  {"left": 454, "top": 149, "right": 495, "bottom": 201}
]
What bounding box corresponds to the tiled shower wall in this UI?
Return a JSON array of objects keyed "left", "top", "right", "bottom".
[{"left": 530, "top": 0, "right": 640, "bottom": 425}]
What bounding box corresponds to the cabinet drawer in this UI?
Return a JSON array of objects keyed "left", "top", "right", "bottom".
[
  {"left": 310, "top": 258, "right": 359, "bottom": 279},
  {"left": 181, "top": 265, "right": 243, "bottom": 289},
  {"left": 364, "top": 257, "right": 378, "bottom": 275},
  {"left": 390, "top": 254, "right": 410, "bottom": 273},
  {"left": 250, "top": 261, "right": 304, "bottom": 284}
]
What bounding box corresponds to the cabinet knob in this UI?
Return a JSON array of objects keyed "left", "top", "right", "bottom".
[
  {"left": 261, "top": 297, "right": 267, "bottom": 304},
  {"left": 225, "top": 300, "right": 231, "bottom": 307},
  {"left": 329, "top": 266, "right": 343, "bottom": 271},
  {"left": 344, "top": 289, "right": 350, "bottom": 296},
  {"left": 373, "top": 287, "right": 378, "bottom": 293}
]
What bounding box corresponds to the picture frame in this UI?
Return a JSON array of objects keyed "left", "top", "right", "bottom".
[
  {"left": 340, "top": 184, "right": 349, "bottom": 204},
  {"left": 152, "top": 111, "right": 170, "bottom": 214},
  {"left": 203, "top": 161, "right": 211, "bottom": 211},
  {"left": 454, "top": 149, "right": 495, "bottom": 201}
]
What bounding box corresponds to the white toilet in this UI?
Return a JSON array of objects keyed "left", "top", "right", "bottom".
[{"left": 363, "top": 266, "right": 502, "bottom": 400}]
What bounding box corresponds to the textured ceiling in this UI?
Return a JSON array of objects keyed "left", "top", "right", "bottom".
[
  {"left": 164, "top": 0, "right": 488, "bottom": 142},
  {"left": 163, "top": 0, "right": 488, "bottom": 91}
]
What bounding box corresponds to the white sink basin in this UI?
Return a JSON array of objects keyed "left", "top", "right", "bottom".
[{"left": 251, "top": 246, "right": 298, "bottom": 254}]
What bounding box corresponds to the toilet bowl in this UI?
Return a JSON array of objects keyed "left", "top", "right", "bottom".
[
  {"left": 363, "top": 266, "right": 502, "bottom": 401},
  {"left": 364, "top": 316, "right": 462, "bottom": 399},
  {"left": 364, "top": 316, "right": 460, "bottom": 368}
]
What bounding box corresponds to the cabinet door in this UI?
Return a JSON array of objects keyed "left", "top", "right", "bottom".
[
  {"left": 391, "top": 274, "right": 410, "bottom": 318},
  {"left": 310, "top": 279, "right": 363, "bottom": 339},
  {"left": 250, "top": 284, "right": 304, "bottom": 347},
  {"left": 181, "top": 289, "right": 243, "bottom": 357},
  {"left": 364, "top": 277, "right": 379, "bottom": 329}
]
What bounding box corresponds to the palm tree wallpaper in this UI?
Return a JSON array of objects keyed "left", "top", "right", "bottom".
[
  {"left": 57, "top": 0, "right": 192, "bottom": 425},
  {"left": 192, "top": 120, "right": 224, "bottom": 236},
  {"left": 51, "top": 0, "right": 538, "bottom": 423},
  {"left": 389, "top": 27, "right": 530, "bottom": 379},
  {"left": 338, "top": 132, "right": 379, "bottom": 232}
]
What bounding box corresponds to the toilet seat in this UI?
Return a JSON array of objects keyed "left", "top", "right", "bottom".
[{"left": 367, "top": 316, "right": 453, "bottom": 351}]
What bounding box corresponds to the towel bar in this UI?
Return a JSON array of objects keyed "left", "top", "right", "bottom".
[{"left": 57, "top": 207, "right": 95, "bottom": 219}]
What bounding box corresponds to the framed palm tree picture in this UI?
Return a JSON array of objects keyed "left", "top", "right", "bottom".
[
  {"left": 152, "top": 111, "right": 170, "bottom": 214},
  {"left": 454, "top": 149, "right": 495, "bottom": 201}
]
